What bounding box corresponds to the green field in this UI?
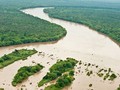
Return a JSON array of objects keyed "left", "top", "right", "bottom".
[{"left": 44, "top": 7, "right": 120, "bottom": 45}]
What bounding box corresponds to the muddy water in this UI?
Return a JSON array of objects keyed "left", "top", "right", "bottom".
[{"left": 0, "top": 7, "right": 120, "bottom": 90}]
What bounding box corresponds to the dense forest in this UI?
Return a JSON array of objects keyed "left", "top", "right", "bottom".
[
  {"left": 0, "top": 0, "right": 120, "bottom": 47},
  {"left": 0, "top": 8, "right": 66, "bottom": 47},
  {"left": 0, "top": 49, "right": 37, "bottom": 68},
  {"left": 44, "top": 7, "right": 120, "bottom": 45},
  {"left": 12, "top": 64, "right": 44, "bottom": 86},
  {"left": 0, "top": 0, "right": 69, "bottom": 47}
]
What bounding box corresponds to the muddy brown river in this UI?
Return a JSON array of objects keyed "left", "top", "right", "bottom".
[{"left": 0, "top": 8, "right": 120, "bottom": 90}]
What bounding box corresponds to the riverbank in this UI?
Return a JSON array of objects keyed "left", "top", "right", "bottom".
[{"left": 44, "top": 7, "right": 120, "bottom": 47}]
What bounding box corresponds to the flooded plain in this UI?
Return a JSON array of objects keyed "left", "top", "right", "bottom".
[{"left": 0, "top": 8, "right": 120, "bottom": 90}]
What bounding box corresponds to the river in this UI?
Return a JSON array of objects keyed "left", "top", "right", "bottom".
[{"left": 0, "top": 7, "right": 120, "bottom": 90}]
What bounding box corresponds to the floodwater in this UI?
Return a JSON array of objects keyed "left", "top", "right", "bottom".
[{"left": 0, "top": 7, "right": 120, "bottom": 90}]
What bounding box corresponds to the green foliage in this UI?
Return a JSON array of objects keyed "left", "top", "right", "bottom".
[
  {"left": 50, "top": 58, "right": 77, "bottom": 73},
  {"left": 86, "top": 70, "right": 93, "bottom": 76},
  {"left": 56, "top": 74, "right": 74, "bottom": 88},
  {"left": 12, "top": 64, "right": 44, "bottom": 86},
  {"left": 97, "top": 68, "right": 117, "bottom": 81},
  {"left": 45, "top": 74, "right": 74, "bottom": 90},
  {"left": 117, "top": 85, "right": 120, "bottom": 90},
  {"left": 109, "top": 73, "right": 117, "bottom": 81},
  {"left": 0, "top": 8, "right": 66, "bottom": 47},
  {"left": 0, "top": 49, "right": 37, "bottom": 68},
  {"left": 0, "top": 0, "right": 67, "bottom": 47},
  {"left": 0, "top": 0, "right": 119, "bottom": 47},
  {"left": 97, "top": 73, "right": 104, "bottom": 77},
  {"left": 89, "top": 84, "right": 92, "bottom": 87},
  {"left": 38, "top": 58, "right": 78, "bottom": 87},
  {"left": 69, "top": 70, "right": 74, "bottom": 76},
  {"left": 44, "top": 7, "right": 120, "bottom": 44},
  {"left": 103, "top": 69, "right": 117, "bottom": 81},
  {"left": 0, "top": 88, "right": 4, "bottom": 90},
  {"left": 103, "top": 73, "right": 110, "bottom": 80}
]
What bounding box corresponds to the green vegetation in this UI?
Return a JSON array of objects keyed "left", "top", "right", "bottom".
[
  {"left": 86, "top": 70, "right": 93, "bottom": 76},
  {"left": 44, "top": 7, "right": 120, "bottom": 45},
  {"left": 117, "top": 85, "right": 120, "bottom": 90},
  {"left": 78, "top": 60, "right": 117, "bottom": 81},
  {"left": 38, "top": 58, "right": 78, "bottom": 87},
  {"left": 103, "top": 73, "right": 110, "bottom": 80},
  {"left": 45, "top": 73, "right": 74, "bottom": 90},
  {"left": 97, "top": 73, "right": 104, "bottom": 77},
  {"left": 97, "top": 68, "right": 117, "bottom": 81},
  {"left": 109, "top": 73, "right": 117, "bottom": 81},
  {"left": 103, "top": 69, "right": 117, "bottom": 81},
  {"left": 1, "top": 0, "right": 119, "bottom": 47},
  {"left": 0, "top": 1, "right": 119, "bottom": 47},
  {"left": 0, "top": 0, "right": 67, "bottom": 47},
  {"left": 89, "top": 84, "right": 92, "bottom": 87},
  {"left": 12, "top": 64, "right": 44, "bottom": 86},
  {"left": 0, "top": 8, "right": 66, "bottom": 47},
  {"left": 69, "top": 70, "right": 74, "bottom": 76},
  {"left": 0, "top": 49, "right": 37, "bottom": 69},
  {"left": 0, "top": 88, "right": 4, "bottom": 90}
]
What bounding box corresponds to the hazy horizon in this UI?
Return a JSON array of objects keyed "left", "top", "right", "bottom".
[{"left": 75, "top": 0, "right": 120, "bottom": 3}]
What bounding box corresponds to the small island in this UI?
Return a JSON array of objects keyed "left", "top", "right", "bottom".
[
  {"left": 0, "top": 49, "right": 37, "bottom": 69},
  {"left": 45, "top": 72, "right": 74, "bottom": 90},
  {"left": 38, "top": 58, "right": 78, "bottom": 88},
  {"left": 12, "top": 64, "right": 44, "bottom": 86}
]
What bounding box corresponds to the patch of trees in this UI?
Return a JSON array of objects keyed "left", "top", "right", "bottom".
[
  {"left": 12, "top": 64, "right": 44, "bottom": 86},
  {"left": 117, "top": 85, "right": 120, "bottom": 90},
  {"left": 97, "top": 68, "right": 117, "bottom": 81},
  {"left": 78, "top": 60, "right": 117, "bottom": 81},
  {"left": 45, "top": 73, "right": 74, "bottom": 90},
  {"left": 38, "top": 58, "right": 78, "bottom": 87},
  {"left": 0, "top": 88, "right": 4, "bottom": 90},
  {"left": 0, "top": 49, "right": 37, "bottom": 68},
  {"left": 44, "top": 7, "right": 120, "bottom": 45}
]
